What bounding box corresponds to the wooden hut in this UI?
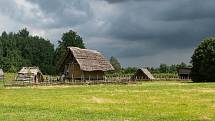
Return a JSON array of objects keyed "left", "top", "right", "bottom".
[
  {"left": 0, "top": 69, "right": 4, "bottom": 80},
  {"left": 177, "top": 67, "right": 191, "bottom": 79},
  {"left": 131, "top": 68, "right": 155, "bottom": 81},
  {"left": 58, "top": 47, "right": 114, "bottom": 80},
  {"left": 16, "top": 67, "right": 44, "bottom": 83}
]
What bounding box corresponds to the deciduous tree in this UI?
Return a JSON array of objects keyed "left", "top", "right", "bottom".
[
  {"left": 191, "top": 37, "right": 215, "bottom": 82},
  {"left": 55, "top": 30, "right": 85, "bottom": 66}
]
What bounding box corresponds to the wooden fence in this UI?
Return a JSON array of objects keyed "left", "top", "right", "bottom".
[{"left": 3, "top": 73, "right": 191, "bottom": 87}]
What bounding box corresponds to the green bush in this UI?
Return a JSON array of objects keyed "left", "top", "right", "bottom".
[{"left": 191, "top": 37, "right": 215, "bottom": 82}]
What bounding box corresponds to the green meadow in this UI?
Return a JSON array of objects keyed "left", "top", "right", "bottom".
[{"left": 0, "top": 78, "right": 215, "bottom": 121}]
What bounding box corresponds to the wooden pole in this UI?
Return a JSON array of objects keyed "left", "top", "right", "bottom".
[
  {"left": 97, "top": 74, "right": 98, "bottom": 81},
  {"left": 3, "top": 75, "right": 5, "bottom": 88},
  {"left": 81, "top": 71, "right": 83, "bottom": 83},
  {"left": 72, "top": 75, "right": 74, "bottom": 83}
]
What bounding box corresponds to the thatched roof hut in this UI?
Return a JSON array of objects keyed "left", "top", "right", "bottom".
[
  {"left": 177, "top": 67, "right": 192, "bottom": 79},
  {"left": 16, "top": 67, "right": 44, "bottom": 83},
  {"left": 131, "top": 68, "right": 155, "bottom": 81},
  {"left": 58, "top": 47, "right": 114, "bottom": 80}
]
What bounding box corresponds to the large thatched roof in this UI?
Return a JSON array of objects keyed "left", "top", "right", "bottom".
[{"left": 59, "top": 47, "right": 114, "bottom": 72}]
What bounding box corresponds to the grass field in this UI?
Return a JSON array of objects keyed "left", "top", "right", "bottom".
[{"left": 0, "top": 80, "right": 215, "bottom": 121}]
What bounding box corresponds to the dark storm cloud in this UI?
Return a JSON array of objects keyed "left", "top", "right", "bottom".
[
  {"left": 104, "top": 0, "right": 141, "bottom": 3},
  {"left": 103, "top": 0, "right": 215, "bottom": 57},
  {"left": 157, "top": 0, "right": 215, "bottom": 21},
  {"left": 104, "top": 0, "right": 160, "bottom": 3}
]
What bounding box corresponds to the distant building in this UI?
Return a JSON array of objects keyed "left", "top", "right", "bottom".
[
  {"left": 131, "top": 68, "right": 155, "bottom": 81},
  {"left": 0, "top": 69, "right": 4, "bottom": 80},
  {"left": 177, "top": 67, "right": 192, "bottom": 80},
  {"left": 16, "top": 67, "right": 44, "bottom": 83},
  {"left": 58, "top": 47, "right": 114, "bottom": 80}
]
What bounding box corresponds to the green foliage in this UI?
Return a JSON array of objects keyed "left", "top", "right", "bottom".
[
  {"left": 122, "top": 67, "right": 137, "bottom": 74},
  {"left": 55, "top": 30, "right": 85, "bottom": 66},
  {"left": 0, "top": 29, "right": 56, "bottom": 74},
  {"left": 106, "top": 67, "right": 137, "bottom": 77},
  {"left": 153, "top": 73, "right": 179, "bottom": 79},
  {"left": 159, "top": 64, "right": 169, "bottom": 73},
  {"left": 150, "top": 62, "right": 190, "bottom": 74},
  {"left": 109, "top": 56, "right": 121, "bottom": 71},
  {"left": 191, "top": 37, "right": 215, "bottom": 82}
]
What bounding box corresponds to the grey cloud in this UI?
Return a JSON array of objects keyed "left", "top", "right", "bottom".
[
  {"left": 27, "top": 0, "right": 93, "bottom": 28},
  {"left": 0, "top": 0, "right": 93, "bottom": 28},
  {"left": 104, "top": 0, "right": 140, "bottom": 3},
  {"left": 103, "top": 0, "right": 215, "bottom": 58},
  {"left": 0, "top": 1, "right": 48, "bottom": 27},
  {"left": 104, "top": 0, "right": 160, "bottom": 3},
  {"left": 157, "top": 0, "right": 215, "bottom": 21}
]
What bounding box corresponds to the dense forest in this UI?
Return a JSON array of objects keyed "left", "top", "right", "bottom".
[{"left": 0, "top": 29, "right": 55, "bottom": 74}]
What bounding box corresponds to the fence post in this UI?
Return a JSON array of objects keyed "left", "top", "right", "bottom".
[
  {"left": 97, "top": 74, "right": 98, "bottom": 81},
  {"left": 89, "top": 75, "right": 90, "bottom": 81},
  {"left": 3, "top": 75, "right": 5, "bottom": 88}
]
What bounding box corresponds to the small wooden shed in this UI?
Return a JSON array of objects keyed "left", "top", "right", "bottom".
[
  {"left": 177, "top": 67, "right": 192, "bottom": 79},
  {"left": 16, "top": 67, "right": 44, "bottom": 83},
  {"left": 58, "top": 47, "right": 114, "bottom": 80},
  {"left": 131, "top": 68, "right": 155, "bottom": 81},
  {"left": 0, "top": 69, "right": 4, "bottom": 80}
]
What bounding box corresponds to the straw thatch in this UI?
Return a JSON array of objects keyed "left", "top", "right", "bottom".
[
  {"left": 177, "top": 67, "right": 192, "bottom": 75},
  {"left": 16, "top": 67, "right": 44, "bottom": 83},
  {"left": 18, "top": 67, "right": 42, "bottom": 75},
  {"left": 59, "top": 47, "right": 114, "bottom": 72},
  {"left": 177, "top": 67, "right": 192, "bottom": 79},
  {"left": 131, "top": 68, "right": 155, "bottom": 81}
]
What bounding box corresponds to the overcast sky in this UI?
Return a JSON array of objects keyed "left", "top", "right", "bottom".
[{"left": 0, "top": 0, "right": 215, "bottom": 67}]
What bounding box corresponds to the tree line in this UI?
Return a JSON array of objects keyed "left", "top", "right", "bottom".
[
  {"left": 0, "top": 29, "right": 85, "bottom": 75},
  {"left": 109, "top": 56, "right": 191, "bottom": 74}
]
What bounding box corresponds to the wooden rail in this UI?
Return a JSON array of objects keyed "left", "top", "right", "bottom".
[{"left": 3, "top": 74, "right": 191, "bottom": 87}]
